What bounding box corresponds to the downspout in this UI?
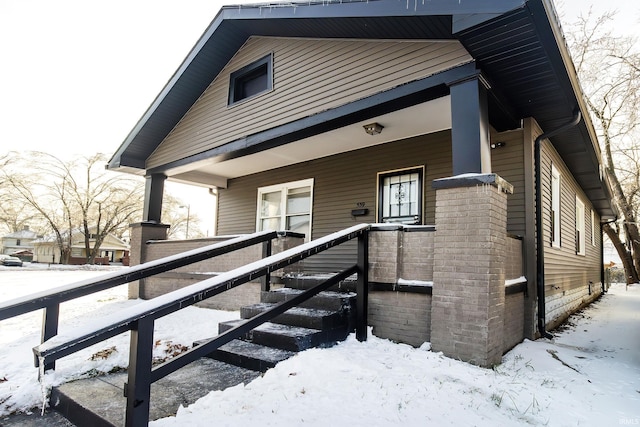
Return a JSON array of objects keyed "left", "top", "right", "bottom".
[{"left": 534, "top": 110, "right": 581, "bottom": 339}]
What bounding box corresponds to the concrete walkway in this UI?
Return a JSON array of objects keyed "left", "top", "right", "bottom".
[{"left": 1, "top": 358, "right": 259, "bottom": 427}]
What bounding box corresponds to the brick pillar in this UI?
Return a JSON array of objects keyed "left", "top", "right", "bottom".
[
  {"left": 128, "top": 221, "right": 170, "bottom": 299},
  {"left": 368, "top": 225, "right": 403, "bottom": 285},
  {"left": 430, "top": 174, "right": 513, "bottom": 367}
]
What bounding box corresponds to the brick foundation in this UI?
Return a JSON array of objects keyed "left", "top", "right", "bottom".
[
  {"left": 368, "top": 291, "right": 431, "bottom": 347},
  {"left": 128, "top": 226, "right": 304, "bottom": 310},
  {"left": 430, "top": 174, "right": 512, "bottom": 367},
  {"left": 128, "top": 221, "right": 170, "bottom": 299}
]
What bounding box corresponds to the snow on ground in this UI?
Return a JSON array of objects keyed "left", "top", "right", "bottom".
[
  {"left": 1, "top": 265, "right": 639, "bottom": 426},
  {"left": 0, "top": 264, "right": 239, "bottom": 416}
]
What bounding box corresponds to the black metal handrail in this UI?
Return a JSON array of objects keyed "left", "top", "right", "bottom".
[
  {"left": 0, "top": 230, "right": 280, "bottom": 371},
  {"left": 33, "top": 224, "right": 370, "bottom": 427}
]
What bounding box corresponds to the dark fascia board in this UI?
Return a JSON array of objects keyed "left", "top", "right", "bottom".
[
  {"left": 220, "top": 0, "right": 526, "bottom": 20},
  {"left": 524, "top": 0, "right": 615, "bottom": 218},
  {"left": 526, "top": 0, "right": 602, "bottom": 164},
  {"left": 108, "top": 0, "right": 527, "bottom": 171},
  {"left": 108, "top": 0, "right": 615, "bottom": 219},
  {"left": 108, "top": 9, "right": 240, "bottom": 171}
]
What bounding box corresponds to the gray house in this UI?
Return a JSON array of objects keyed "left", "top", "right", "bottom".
[{"left": 108, "top": 0, "right": 615, "bottom": 366}]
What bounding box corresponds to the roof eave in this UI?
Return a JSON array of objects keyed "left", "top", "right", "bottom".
[
  {"left": 108, "top": 0, "right": 527, "bottom": 174},
  {"left": 530, "top": 0, "right": 615, "bottom": 219}
]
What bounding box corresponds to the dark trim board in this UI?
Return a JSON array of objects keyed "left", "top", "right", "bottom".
[
  {"left": 147, "top": 62, "right": 478, "bottom": 175},
  {"left": 369, "top": 282, "right": 433, "bottom": 295}
]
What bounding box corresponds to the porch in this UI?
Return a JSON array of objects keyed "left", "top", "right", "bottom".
[{"left": 131, "top": 173, "right": 527, "bottom": 365}]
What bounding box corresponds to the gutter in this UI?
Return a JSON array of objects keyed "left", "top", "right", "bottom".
[{"left": 534, "top": 109, "right": 581, "bottom": 339}]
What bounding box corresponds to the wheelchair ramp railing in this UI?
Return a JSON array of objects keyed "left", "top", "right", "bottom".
[
  {"left": 0, "top": 230, "right": 280, "bottom": 371},
  {"left": 33, "top": 224, "right": 371, "bottom": 427}
]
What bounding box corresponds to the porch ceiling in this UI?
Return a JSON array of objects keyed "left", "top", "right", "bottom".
[{"left": 168, "top": 97, "right": 451, "bottom": 184}]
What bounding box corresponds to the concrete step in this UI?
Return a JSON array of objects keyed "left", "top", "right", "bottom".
[
  {"left": 205, "top": 339, "right": 295, "bottom": 372},
  {"left": 250, "top": 321, "right": 350, "bottom": 352},
  {"left": 218, "top": 319, "right": 350, "bottom": 352},
  {"left": 260, "top": 288, "right": 356, "bottom": 312},
  {"left": 49, "top": 358, "right": 260, "bottom": 427},
  {"left": 281, "top": 273, "right": 357, "bottom": 292},
  {"left": 0, "top": 411, "right": 75, "bottom": 427},
  {"left": 240, "top": 303, "right": 349, "bottom": 330}
]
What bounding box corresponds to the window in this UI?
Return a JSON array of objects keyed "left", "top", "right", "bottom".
[
  {"left": 257, "top": 179, "right": 313, "bottom": 240},
  {"left": 576, "top": 196, "right": 585, "bottom": 255},
  {"left": 377, "top": 167, "right": 423, "bottom": 224},
  {"left": 551, "top": 164, "right": 561, "bottom": 247},
  {"left": 16, "top": 239, "right": 21, "bottom": 246},
  {"left": 228, "top": 54, "right": 273, "bottom": 105},
  {"left": 591, "top": 209, "right": 596, "bottom": 246}
]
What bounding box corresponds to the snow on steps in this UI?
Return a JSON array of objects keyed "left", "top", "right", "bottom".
[{"left": 202, "top": 288, "right": 356, "bottom": 369}]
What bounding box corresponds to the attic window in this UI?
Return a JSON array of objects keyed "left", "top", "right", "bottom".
[{"left": 228, "top": 54, "right": 273, "bottom": 105}]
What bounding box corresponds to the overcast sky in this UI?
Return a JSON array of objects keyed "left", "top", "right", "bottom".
[
  {"left": 0, "top": 0, "right": 637, "bottom": 235},
  {"left": 1, "top": 0, "right": 636, "bottom": 158}
]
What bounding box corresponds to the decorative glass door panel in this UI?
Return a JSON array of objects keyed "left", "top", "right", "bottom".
[{"left": 378, "top": 168, "right": 423, "bottom": 224}]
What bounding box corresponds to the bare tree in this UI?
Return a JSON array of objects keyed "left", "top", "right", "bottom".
[
  {"left": 162, "top": 193, "right": 204, "bottom": 240},
  {"left": 0, "top": 155, "right": 37, "bottom": 234},
  {"left": 566, "top": 9, "right": 640, "bottom": 283},
  {"left": 0, "top": 152, "right": 144, "bottom": 264}
]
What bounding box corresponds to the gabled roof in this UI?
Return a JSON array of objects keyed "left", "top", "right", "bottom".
[
  {"left": 32, "top": 227, "right": 128, "bottom": 248},
  {"left": 2, "top": 229, "right": 39, "bottom": 240},
  {"left": 107, "top": 0, "right": 615, "bottom": 219}
]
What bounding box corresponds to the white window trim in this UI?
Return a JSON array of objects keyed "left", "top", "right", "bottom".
[
  {"left": 576, "top": 196, "right": 586, "bottom": 256},
  {"left": 256, "top": 178, "right": 314, "bottom": 241},
  {"left": 591, "top": 209, "right": 596, "bottom": 246},
  {"left": 551, "top": 163, "right": 561, "bottom": 248}
]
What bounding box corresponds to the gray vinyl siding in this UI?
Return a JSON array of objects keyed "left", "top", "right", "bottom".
[
  {"left": 147, "top": 37, "right": 472, "bottom": 169},
  {"left": 491, "top": 129, "right": 526, "bottom": 237},
  {"left": 540, "top": 140, "right": 602, "bottom": 297},
  {"left": 217, "top": 131, "right": 454, "bottom": 273},
  {"left": 216, "top": 128, "right": 530, "bottom": 273}
]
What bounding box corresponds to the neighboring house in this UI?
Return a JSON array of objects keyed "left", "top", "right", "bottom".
[
  {"left": 108, "top": 0, "right": 616, "bottom": 366},
  {"left": 0, "top": 227, "right": 39, "bottom": 261},
  {"left": 32, "top": 228, "right": 129, "bottom": 265}
]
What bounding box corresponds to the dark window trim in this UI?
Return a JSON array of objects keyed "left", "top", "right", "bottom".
[
  {"left": 377, "top": 166, "right": 424, "bottom": 225},
  {"left": 228, "top": 53, "right": 273, "bottom": 106}
]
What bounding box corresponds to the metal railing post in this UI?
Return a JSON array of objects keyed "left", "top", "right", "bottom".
[
  {"left": 40, "top": 303, "right": 60, "bottom": 373},
  {"left": 125, "top": 317, "right": 155, "bottom": 427},
  {"left": 262, "top": 239, "right": 272, "bottom": 292},
  {"left": 356, "top": 230, "right": 369, "bottom": 341}
]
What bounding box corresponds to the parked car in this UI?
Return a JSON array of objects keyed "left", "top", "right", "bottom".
[{"left": 2, "top": 256, "right": 23, "bottom": 267}]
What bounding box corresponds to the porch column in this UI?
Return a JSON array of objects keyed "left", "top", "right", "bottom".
[
  {"left": 449, "top": 75, "right": 491, "bottom": 175},
  {"left": 430, "top": 174, "right": 512, "bottom": 367},
  {"left": 129, "top": 173, "right": 169, "bottom": 299},
  {"left": 128, "top": 222, "right": 170, "bottom": 299},
  {"left": 143, "top": 173, "right": 166, "bottom": 222}
]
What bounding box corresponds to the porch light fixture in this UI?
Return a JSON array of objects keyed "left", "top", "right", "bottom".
[
  {"left": 491, "top": 141, "right": 506, "bottom": 149},
  {"left": 363, "top": 122, "right": 384, "bottom": 135}
]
